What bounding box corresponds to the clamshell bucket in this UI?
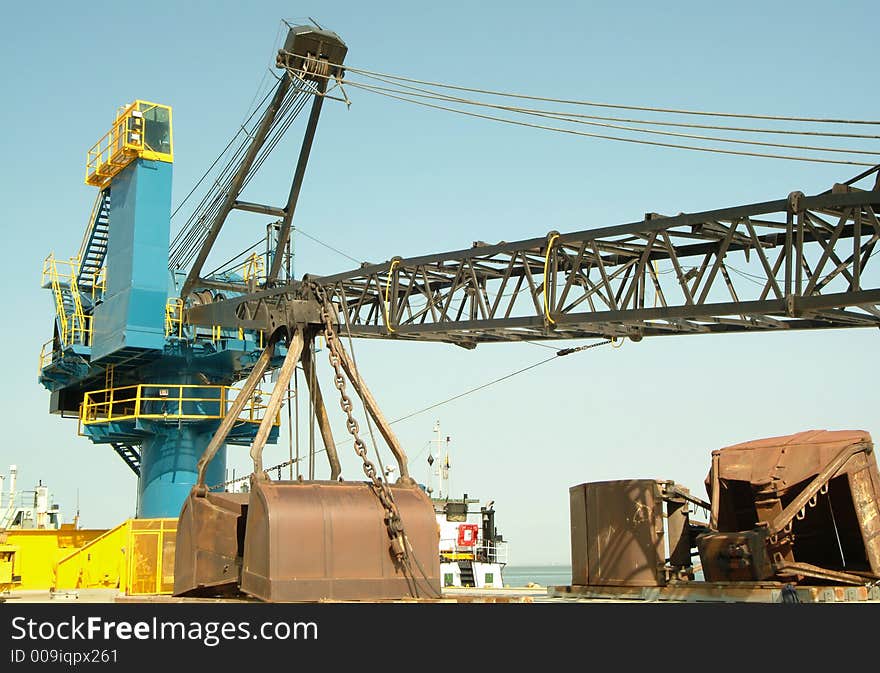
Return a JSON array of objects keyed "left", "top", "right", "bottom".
[
  {"left": 174, "top": 491, "right": 249, "bottom": 596},
  {"left": 240, "top": 478, "right": 440, "bottom": 602},
  {"left": 174, "top": 328, "right": 441, "bottom": 601},
  {"left": 172, "top": 343, "right": 278, "bottom": 599}
]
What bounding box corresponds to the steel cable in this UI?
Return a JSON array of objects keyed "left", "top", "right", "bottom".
[
  {"left": 339, "top": 62, "right": 880, "bottom": 125},
  {"left": 342, "top": 77, "right": 880, "bottom": 157}
]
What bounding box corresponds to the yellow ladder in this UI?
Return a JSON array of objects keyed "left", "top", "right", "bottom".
[{"left": 46, "top": 254, "right": 70, "bottom": 345}]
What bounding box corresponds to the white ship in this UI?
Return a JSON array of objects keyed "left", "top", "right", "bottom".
[
  {"left": 421, "top": 422, "right": 508, "bottom": 588},
  {"left": 0, "top": 465, "right": 63, "bottom": 531}
]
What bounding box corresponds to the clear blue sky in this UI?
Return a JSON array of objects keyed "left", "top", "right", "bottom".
[{"left": 1, "top": 0, "right": 878, "bottom": 564}]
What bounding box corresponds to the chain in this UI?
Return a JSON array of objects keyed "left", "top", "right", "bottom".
[{"left": 310, "top": 282, "right": 408, "bottom": 562}]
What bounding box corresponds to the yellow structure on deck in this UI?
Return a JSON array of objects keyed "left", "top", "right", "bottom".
[
  {"left": 1, "top": 519, "right": 178, "bottom": 597},
  {"left": 79, "top": 384, "right": 278, "bottom": 428},
  {"left": 0, "top": 543, "right": 18, "bottom": 593},
  {"left": 85, "top": 100, "right": 173, "bottom": 188}
]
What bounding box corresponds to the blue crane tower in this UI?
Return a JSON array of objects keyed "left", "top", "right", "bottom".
[
  {"left": 38, "top": 100, "right": 282, "bottom": 517},
  {"left": 38, "top": 26, "right": 348, "bottom": 520}
]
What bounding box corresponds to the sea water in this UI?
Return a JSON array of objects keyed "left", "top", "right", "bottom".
[
  {"left": 503, "top": 565, "right": 705, "bottom": 586},
  {"left": 502, "top": 565, "right": 572, "bottom": 588}
]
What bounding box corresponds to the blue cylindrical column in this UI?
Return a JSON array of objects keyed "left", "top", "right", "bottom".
[{"left": 137, "top": 425, "right": 227, "bottom": 518}]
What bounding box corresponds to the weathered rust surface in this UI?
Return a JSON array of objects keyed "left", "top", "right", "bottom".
[
  {"left": 240, "top": 479, "right": 440, "bottom": 602},
  {"left": 173, "top": 491, "right": 249, "bottom": 597},
  {"left": 700, "top": 429, "right": 880, "bottom": 583},
  {"left": 550, "top": 581, "right": 880, "bottom": 603},
  {"left": 570, "top": 480, "right": 668, "bottom": 587},
  {"left": 695, "top": 529, "right": 773, "bottom": 582}
]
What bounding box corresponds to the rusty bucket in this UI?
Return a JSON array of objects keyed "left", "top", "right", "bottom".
[
  {"left": 174, "top": 330, "right": 441, "bottom": 602},
  {"left": 240, "top": 479, "right": 440, "bottom": 602},
  {"left": 173, "top": 490, "right": 250, "bottom": 597}
]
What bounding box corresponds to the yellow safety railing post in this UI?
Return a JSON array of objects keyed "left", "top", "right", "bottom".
[
  {"left": 78, "top": 383, "right": 281, "bottom": 429},
  {"left": 155, "top": 528, "right": 163, "bottom": 594},
  {"left": 86, "top": 101, "right": 173, "bottom": 188},
  {"left": 45, "top": 254, "right": 70, "bottom": 346}
]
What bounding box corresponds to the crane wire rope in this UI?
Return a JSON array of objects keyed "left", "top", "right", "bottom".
[
  {"left": 337, "top": 81, "right": 874, "bottom": 167},
  {"left": 171, "top": 82, "right": 307, "bottom": 266},
  {"left": 337, "top": 62, "right": 880, "bottom": 126},
  {"left": 170, "top": 82, "right": 313, "bottom": 270},
  {"left": 212, "top": 335, "right": 614, "bottom": 490},
  {"left": 339, "top": 294, "right": 441, "bottom": 598},
  {"left": 340, "top": 75, "right": 880, "bottom": 157},
  {"left": 344, "top": 68, "right": 880, "bottom": 140},
  {"left": 172, "top": 86, "right": 308, "bottom": 267},
  {"left": 170, "top": 84, "right": 279, "bottom": 221}
]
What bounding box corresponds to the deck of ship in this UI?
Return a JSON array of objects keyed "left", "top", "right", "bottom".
[{"left": 5, "top": 582, "right": 880, "bottom": 604}]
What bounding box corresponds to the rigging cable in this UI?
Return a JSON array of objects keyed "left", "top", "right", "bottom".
[
  {"left": 170, "top": 81, "right": 314, "bottom": 270},
  {"left": 341, "top": 77, "right": 880, "bottom": 157},
  {"left": 347, "top": 68, "right": 880, "bottom": 139},
  {"left": 212, "top": 336, "right": 614, "bottom": 489},
  {"left": 338, "top": 62, "right": 880, "bottom": 125},
  {"left": 337, "top": 80, "right": 874, "bottom": 167}
]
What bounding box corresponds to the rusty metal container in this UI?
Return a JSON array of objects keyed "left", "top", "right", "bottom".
[
  {"left": 570, "top": 480, "right": 668, "bottom": 587},
  {"left": 173, "top": 491, "right": 249, "bottom": 597},
  {"left": 696, "top": 530, "right": 773, "bottom": 582},
  {"left": 700, "top": 429, "right": 880, "bottom": 583},
  {"left": 240, "top": 479, "right": 440, "bottom": 602}
]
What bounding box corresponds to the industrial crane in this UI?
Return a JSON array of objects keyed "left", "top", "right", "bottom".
[{"left": 37, "top": 23, "right": 880, "bottom": 601}]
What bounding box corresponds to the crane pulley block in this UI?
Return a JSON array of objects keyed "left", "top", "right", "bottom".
[{"left": 276, "top": 25, "right": 347, "bottom": 81}]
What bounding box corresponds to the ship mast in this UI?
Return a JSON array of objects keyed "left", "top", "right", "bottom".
[{"left": 431, "top": 421, "right": 452, "bottom": 499}]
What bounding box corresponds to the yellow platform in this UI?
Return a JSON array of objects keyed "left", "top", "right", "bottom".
[{"left": 1, "top": 518, "right": 177, "bottom": 596}]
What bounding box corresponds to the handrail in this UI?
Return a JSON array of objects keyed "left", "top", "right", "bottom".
[
  {"left": 42, "top": 254, "right": 94, "bottom": 348},
  {"left": 86, "top": 102, "right": 141, "bottom": 187},
  {"left": 439, "top": 537, "right": 509, "bottom": 565},
  {"left": 91, "top": 267, "right": 106, "bottom": 303},
  {"left": 165, "top": 298, "right": 184, "bottom": 338},
  {"left": 80, "top": 383, "right": 280, "bottom": 426},
  {"left": 85, "top": 100, "right": 173, "bottom": 188},
  {"left": 38, "top": 339, "right": 55, "bottom": 372},
  {"left": 76, "top": 190, "right": 106, "bottom": 266},
  {"left": 242, "top": 252, "right": 265, "bottom": 284},
  {"left": 44, "top": 254, "right": 69, "bottom": 344},
  {"left": 67, "top": 258, "right": 90, "bottom": 346}
]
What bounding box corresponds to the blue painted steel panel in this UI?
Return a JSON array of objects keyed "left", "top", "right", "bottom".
[
  {"left": 91, "top": 159, "right": 171, "bottom": 362},
  {"left": 138, "top": 427, "right": 227, "bottom": 518}
]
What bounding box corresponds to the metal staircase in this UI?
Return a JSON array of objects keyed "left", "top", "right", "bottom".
[
  {"left": 44, "top": 255, "right": 74, "bottom": 344},
  {"left": 76, "top": 188, "right": 111, "bottom": 289},
  {"left": 458, "top": 561, "right": 475, "bottom": 587},
  {"left": 110, "top": 442, "right": 141, "bottom": 476}
]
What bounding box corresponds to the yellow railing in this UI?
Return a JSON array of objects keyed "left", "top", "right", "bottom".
[
  {"left": 42, "top": 254, "right": 93, "bottom": 349},
  {"left": 91, "top": 266, "right": 106, "bottom": 303},
  {"left": 208, "top": 324, "right": 265, "bottom": 347},
  {"left": 165, "top": 298, "right": 184, "bottom": 338},
  {"left": 43, "top": 254, "right": 69, "bottom": 343},
  {"left": 242, "top": 252, "right": 265, "bottom": 285},
  {"left": 38, "top": 339, "right": 55, "bottom": 372},
  {"left": 85, "top": 100, "right": 173, "bottom": 188},
  {"left": 77, "top": 190, "right": 105, "bottom": 262},
  {"left": 54, "top": 518, "right": 178, "bottom": 596},
  {"left": 80, "top": 383, "right": 278, "bottom": 426}
]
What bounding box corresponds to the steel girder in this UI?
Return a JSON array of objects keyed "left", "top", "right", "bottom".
[
  {"left": 307, "top": 167, "right": 880, "bottom": 346},
  {"left": 185, "top": 167, "right": 880, "bottom": 346}
]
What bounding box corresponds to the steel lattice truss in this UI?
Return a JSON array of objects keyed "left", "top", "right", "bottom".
[{"left": 311, "top": 167, "right": 880, "bottom": 346}]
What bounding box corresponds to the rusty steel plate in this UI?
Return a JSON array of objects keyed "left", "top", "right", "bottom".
[
  {"left": 702, "top": 429, "right": 880, "bottom": 582},
  {"left": 240, "top": 479, "right": 440, "bottom": 602},
  {"left": 173, "top": 491, "right": 249, "bottom": 597},
  {"left": 570, "top": 480, "right": 666, "bottom": 587}
]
